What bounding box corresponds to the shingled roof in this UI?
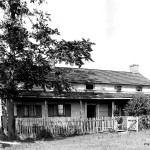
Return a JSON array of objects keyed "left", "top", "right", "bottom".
[{"left": 52, "top": 67, "right": 150, "bottom": 86}]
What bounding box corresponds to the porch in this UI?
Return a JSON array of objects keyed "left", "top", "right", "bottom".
[{"left": 14, "top": 97, "right": 129, "bottom": 120}]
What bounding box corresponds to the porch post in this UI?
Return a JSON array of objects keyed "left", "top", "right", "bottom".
[
  {"left": 0, "top": 98, "right": 2, "bottom": 127},
  {"left": 85, "top": 102, "right": 87, "bottom": 119},
  {"left": 45, "top": 100, "right": 48, "bottom": 118},
  {"left": 80, "top": 100, "right": 83, "bottom": 119},
  {"left": 14, "top": 104, "right": 17, "bottom": 117},
  {"left": 97, "top": 103, "right": 100, "bottom": 118},
  {"left": 112, "top": 101, "right": 114, "bottom": 117},
  {"left": 119, "top": 106, "right": 121, "bottom": 116}
]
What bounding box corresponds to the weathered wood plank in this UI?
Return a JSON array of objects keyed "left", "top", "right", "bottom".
[{"left": 15, "top": 116, "right": 128, "bottom": 138}]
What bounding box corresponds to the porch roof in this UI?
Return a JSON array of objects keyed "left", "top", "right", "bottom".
[{"left": 19, "top": 91, "right": 149, "bottom": 99}]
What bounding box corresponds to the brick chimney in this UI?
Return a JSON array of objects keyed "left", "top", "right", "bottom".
[{"left": 130, "top": 64, "right": 139, "bottom": 73}]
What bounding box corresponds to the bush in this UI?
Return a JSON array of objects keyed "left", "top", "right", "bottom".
[
  {"left": 124, "top": 94, "right": 150, "bottom": 116},
  {"left": 138, "top": 116, "right": 150, "bottom": 130},
  {"left": 36, "top": 128, "right": 53, "bottom": 140},
  {"left": 116, "top": 117, "right": 123, "bottom": 124},
  {"left": 0, "top": 132, "right": 8, "bottom": 141},
  {"left": 0, "top": 128, "right": 9, "bottom": 141}
]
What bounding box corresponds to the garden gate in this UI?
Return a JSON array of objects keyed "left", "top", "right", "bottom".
[{"left": 127, "top": 116, "right": 138, "bottom": 132}]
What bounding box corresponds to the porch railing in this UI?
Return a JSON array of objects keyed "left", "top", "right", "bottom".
[{"left": 16, "top": 117, "right": 122, "bottom": 139}]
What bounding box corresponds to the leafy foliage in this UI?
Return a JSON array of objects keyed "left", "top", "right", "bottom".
[
  {"left": 56, "top": 39, "right": 94, "bottom": 67},
  {"left": 124, "top": 94, "right": 150, "bottom": 116},
  {"left": 0, "top": 0, "right": 95, "bottom": 138},
  {"left": 36, "top": 128, "right": 53, "bottom": 140},
  {"left": 0, "top": 0, "right": 94, "bottom": 97},
  {"left": 138, "top": 116, "right": 150, "bottom": 130}
]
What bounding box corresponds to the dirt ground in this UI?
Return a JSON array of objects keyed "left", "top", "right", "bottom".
[{"left": 2, "top": 130, "right": 150, "bottom": 150}]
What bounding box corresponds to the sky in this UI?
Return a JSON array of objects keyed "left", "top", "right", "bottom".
[{"left": 41, "top": 0, "right": 150, "bottom": 78}]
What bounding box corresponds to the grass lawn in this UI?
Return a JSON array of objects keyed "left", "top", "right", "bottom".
[{"left": 3, "top": 130, "right": 150, "bottom": 150}]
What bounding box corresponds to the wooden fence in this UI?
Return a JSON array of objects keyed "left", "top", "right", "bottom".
[{"left": 16, "top": 117, "right": 122, "bottom": 139}]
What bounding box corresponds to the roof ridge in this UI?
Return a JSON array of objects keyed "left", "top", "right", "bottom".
[{"left": 56, "top": 66, "right": 133, "bottom": 74}]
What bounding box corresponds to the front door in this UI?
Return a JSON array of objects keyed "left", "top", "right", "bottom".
[{"left": 87, "top": 105, "right": 96, "bottom": 118}]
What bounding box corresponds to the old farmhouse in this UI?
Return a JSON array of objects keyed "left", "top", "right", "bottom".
[{"left": 13, "top": 64, "right": 150, "bottom": 121}]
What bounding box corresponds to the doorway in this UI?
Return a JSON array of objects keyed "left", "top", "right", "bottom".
[{"left": 87, "top": 105, "right": 96, "bottom": 118}]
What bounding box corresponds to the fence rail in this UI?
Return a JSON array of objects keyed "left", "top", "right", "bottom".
[{"left": 16, "top": 117, "right": 122, "bottom": 139}]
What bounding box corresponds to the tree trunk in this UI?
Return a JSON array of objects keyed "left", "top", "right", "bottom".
[{"left": 7, "top": 99, "right": 15, "bottom": 140}]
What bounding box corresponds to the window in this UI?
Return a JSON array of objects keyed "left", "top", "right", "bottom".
[
  {"left": 136, "top": 86, "right": 142, "bottom": 91},
  {"left": 86, "top": 84, "right": 94, "bottom": 90},
  {"left": 17, "top": 105, "right": 42, "bottom": 118},
  {"left": 115, "top": 86, "right": 122, "bottom": 92},
  {"left": 48, "top": 104, "right": 71, "bottom": 117},
  {"left": 58, "top": 104, "right": 64, "bottom": 115}
]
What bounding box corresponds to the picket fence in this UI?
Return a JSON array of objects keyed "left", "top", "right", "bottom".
[{"left": 16, "top": 117, "right": 126, "bottom": 139}]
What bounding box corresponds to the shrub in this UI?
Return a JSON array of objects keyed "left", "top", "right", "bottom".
[
  {"left": 0, "top": 132, "right": 8, "bottom": 141},
  {"left": 116, "top": 117, "right": 123, "bottom": 124},
  {"left": 36, "top": 128, "right": 53, "bottom": 140},
  {"left": 124, "top": 94, "right": 150, "bottom": 116},
  {"left": 138, "top": 116, "right": 150, "bottom": 130},
  {"left": 0, "top": 128, "right": 9, "bottom": 141}
]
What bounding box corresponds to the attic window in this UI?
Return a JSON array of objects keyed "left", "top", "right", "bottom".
[
  {"left": 86, "top": 84, "right": 94, "bottom": 90},
  {"left": 115, "top": 86, "right": 122, "bottom": 92},
  {"left": 136, "top": 86, "right": 142, "bottom": 91}
]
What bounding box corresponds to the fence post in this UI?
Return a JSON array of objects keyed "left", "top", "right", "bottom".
[
  {"left": 136, "top": 117, "right": 138, "bottom": 132},
  {"left": 15, "top": 118, "right": 18, "bottom": 136},
  {"left": 102, "top": 117, "right": 104, "bottom": 131}
]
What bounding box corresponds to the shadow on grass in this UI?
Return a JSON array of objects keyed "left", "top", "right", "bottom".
[
  {"left": 18, "top": 138, "right": 36, "bottom": 143},
  {"left": 0, "top": 143, "right": 12, "bottom": 149}
]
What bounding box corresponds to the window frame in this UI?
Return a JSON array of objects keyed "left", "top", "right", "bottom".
[
  {"left": 115, "top": 85, "right": 122, "bottom": 92},
  {"left": 136, "top": 86, "right": 143, "bottom": 91},
  {"left": 86, "top": 83, "right": 94, "bottom": 90},
  {"left": 48, "top": 104, "right": 71, "bottom": 117},
  {"left": 17, "top": 104, "right": 42, "bottom": 118}
]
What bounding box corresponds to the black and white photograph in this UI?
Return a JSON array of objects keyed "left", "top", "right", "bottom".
[{"left": 0, "top": 0, "right": 150, "bottom": 149}]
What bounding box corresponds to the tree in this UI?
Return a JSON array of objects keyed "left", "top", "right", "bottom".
[
  {"left": 0, "top": 0, "right": 95, "bottom": 139},
  {"left": 124, "top": 94, "right": 150, "bottom": 116}
]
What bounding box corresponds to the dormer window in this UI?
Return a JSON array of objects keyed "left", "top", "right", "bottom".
[
  {"left": 136, "top": 86, "right": 142, "bottom": 91},
  {"left": 115, "top": 85, "right": 122, "bottom": 92},
  {"left": 86, "top": 84, "right": 94, "bottom": 90}
]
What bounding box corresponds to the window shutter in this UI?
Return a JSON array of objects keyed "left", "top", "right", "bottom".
[
  {"left": 65, "top": 104, "right": 71, "bottom": 117},
  {"left": 29, "top": 105, "right": 34, "bottom": 117},
  {"left": 17, "top": 105, "right": 23, "bottom": 117},
  {"left": 23, "top": 105, "right": 28, "bottom": 117},
  {"left": 48, "top": 104, "right": 54, "bottom": 117},
  {"left": 54, "top": 105, "right": 58, "bottom": 116},
  {"left": 35, "top": 105, "right": 42, "bottom": 118}
]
